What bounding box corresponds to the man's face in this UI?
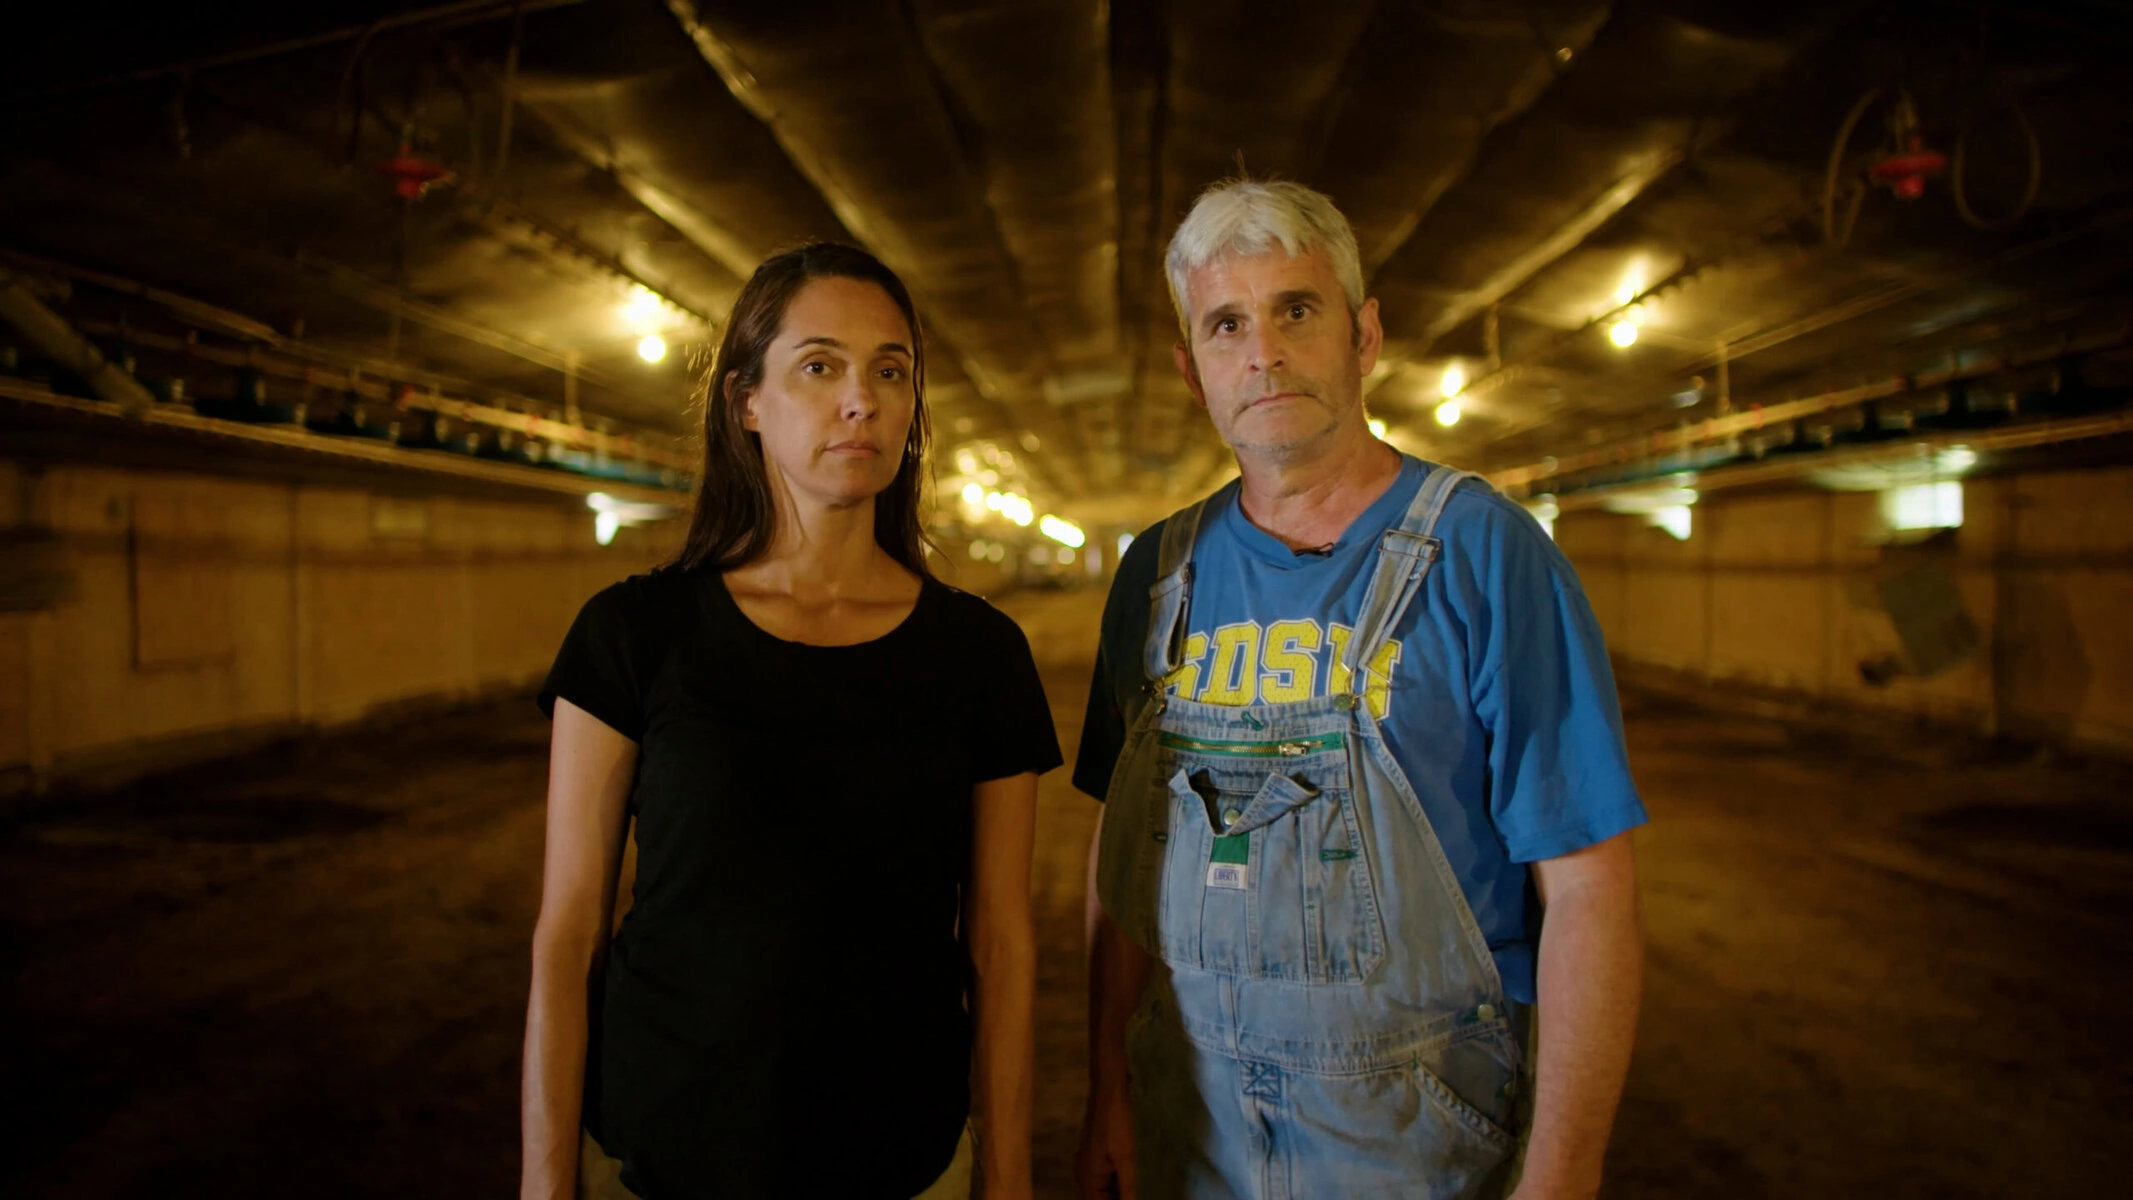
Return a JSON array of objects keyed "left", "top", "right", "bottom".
[{"left": 1174, "top": 247, "right": 1382, "bottom": 461}]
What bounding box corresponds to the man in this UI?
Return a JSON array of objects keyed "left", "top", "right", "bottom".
[{"left": 1073, "top": 179, "right": 1647, "bottom": 1200}]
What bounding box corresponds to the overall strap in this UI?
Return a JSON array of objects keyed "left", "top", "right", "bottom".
[
  {"left": 1141, "top": 481, "right": 1234, "bottom": 685},
  {"left": 1341, "top": 464, "right": 1485, "bottom": 690}
]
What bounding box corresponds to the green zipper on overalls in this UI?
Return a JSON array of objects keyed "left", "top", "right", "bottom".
[{"left": 1158, "top": 731, "right": 1346, "bottom": 757}]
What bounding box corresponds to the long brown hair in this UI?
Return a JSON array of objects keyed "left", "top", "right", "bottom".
[{"left": 668, "top": 242, "right": 933, "bottom": 577}]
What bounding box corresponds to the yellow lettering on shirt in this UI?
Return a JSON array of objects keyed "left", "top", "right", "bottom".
[
  {"left": 1327, "top": 624, "right": 1357, "bottom": 697},
  {"left": 1198, "top": 622, "right": 1263, "bottom": 706},
  {"left": 1259, "top": 620, "right": 1322, "bottom": 703},
  {"left": 1325, "top": 623, "right": 1400, "bottom": 719},
  {"left": 1177, "top": 619, "right": 1401, "bottom": 716},
  {"left": 1167, "top": 632, "right": 1210, "bottom": 699}
]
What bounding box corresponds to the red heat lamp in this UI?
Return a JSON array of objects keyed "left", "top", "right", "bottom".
[
  {"left": 382, "top": 142, "right": 455, "bottom": 202},
  {"left": 1866, "top": 134, "right": 1949, "bottom": 201}
]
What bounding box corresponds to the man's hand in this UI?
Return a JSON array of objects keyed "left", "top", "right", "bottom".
[{"left": 1074, "top": 1082, "right": 1139, "bottom": 1200}]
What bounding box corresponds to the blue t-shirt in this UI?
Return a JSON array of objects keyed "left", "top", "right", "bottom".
[{"left": 1074, "top": 454, "right": 1646, "bottom": 1003}]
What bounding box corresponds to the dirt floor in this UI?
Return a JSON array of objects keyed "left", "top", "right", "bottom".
[{"left": 4, "top": 589, "right": 2129, "bottom": 1197}]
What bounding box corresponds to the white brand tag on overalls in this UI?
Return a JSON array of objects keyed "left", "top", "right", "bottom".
[{"left": 1206, "top": 862, "right": 1248, "bottom": 889}]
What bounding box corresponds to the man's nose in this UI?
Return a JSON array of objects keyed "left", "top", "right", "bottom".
[{"left": 1244, "top": 322, "right": 1286, "bottom": 372}]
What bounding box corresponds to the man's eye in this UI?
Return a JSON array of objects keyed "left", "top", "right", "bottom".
[
  {"left": 1288, "top": 303, "right": 1310, "bottom": 320},
  {"left": 1216, "top": 318, "right": 1239, "bottom": 335}
]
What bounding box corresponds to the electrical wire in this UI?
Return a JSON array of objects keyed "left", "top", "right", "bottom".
[
  {"left": 1822, "top": 86, "right": 1885, "bottom": 249},
  {"left": 1952, "top": 99, "right": 2041, "bottom": 230}
]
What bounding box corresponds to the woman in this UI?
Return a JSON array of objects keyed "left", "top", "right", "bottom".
[{"left": 522, "top": 243, "right": 1058, "bottom": 1200}]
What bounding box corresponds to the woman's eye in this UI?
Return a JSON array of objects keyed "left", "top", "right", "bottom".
[
  {"left": 878, "top": 366, "right": 906, "bottom": 382},
  {"left": 802, "top": 360, "right": 830, "bottom": 376}
]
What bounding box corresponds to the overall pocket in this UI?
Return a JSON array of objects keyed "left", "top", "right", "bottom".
[{"left": 1152, "top": 733, "right": 1384, "bottom": 984}]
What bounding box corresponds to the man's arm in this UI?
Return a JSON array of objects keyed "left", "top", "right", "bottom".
[
  {"left": 1077, "top": 810, "right": 1154, "bottom": 1199},
  {"left": 1514, "top": 831, "right": 1643, "bottom": 1200}
]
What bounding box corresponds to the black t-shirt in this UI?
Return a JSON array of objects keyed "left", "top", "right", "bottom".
[{"left": 537, "top": 567, "right": 1062, "bottom": 1200}]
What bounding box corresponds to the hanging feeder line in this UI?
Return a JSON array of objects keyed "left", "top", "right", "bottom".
[{"left": 1823, "top": 84, "right": 2043, "bottom": 248}]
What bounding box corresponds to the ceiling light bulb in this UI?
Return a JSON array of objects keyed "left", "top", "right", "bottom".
[
  {"left": 1609, "top": 320, "right": 1638, "bottom": 348},
  {"left": 1435, "top": 401, "right": 1462, "bottom": 427},
  {"left": 623, "top": 286, "right": 665, "bottom": 330},
  {"left": 1368, "top": 418, "right": 1387, "bottom": 439},
  {"left": 637, "top": 334, "right": 668, "bottom": 363},
  {"left": 961, "top": 482, "right": 983, "bottom": 505},
  {"left": 1441, "top": 364, "right": 1465, "bottom": 398},
  {"left": 1039, "top": 515, "right": 1086, "bottom": 548}
]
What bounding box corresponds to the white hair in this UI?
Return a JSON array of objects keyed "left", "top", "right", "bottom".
[{"left": 1165, "top": 179, "right": 1366, "bottom": 336}]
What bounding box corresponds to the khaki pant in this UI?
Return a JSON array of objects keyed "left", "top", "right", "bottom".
[{"left": 578, "top": 1125, "right": 975, "bottom": 1199}]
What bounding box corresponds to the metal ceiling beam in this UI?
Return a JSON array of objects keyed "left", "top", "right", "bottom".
[
  {"left": 912, "top": 0, "right": 1120, "bottom": 368},
  {"left": 510, "top": 100, "right": 763, "bottom": 285},
  {"left": 910, "top": 0, "right": 1117, "bottom": 491},
  {"left": 9, "top": 0, "right": 597, "bottom": 103},
  {"left": 1106, "top": 0, "right": 1172, "bottom": 492},
  {"left": 1414, "top": 145, "right": 1687, "bottom": 352},
  {"left": 1364, "top": 3, "right": 1841, "bottom": 414},
  {"left": 459, "top": 189, "right": 717, "bottom": 328},
  {"left": 1130, "top": 0, "right": 1382, "bottom": 471},
  {"left": 291, "top": 251, "right": 627, "bottom": 391},
  {"left": 1317, "top": 1, "right": 1614, "bottom": 276},
  {"left": 662, "top": 0, "right": 1072, "bottom": 499},
  {"left": 1469, "top": 202, "right": 2133, "bottom": 452}
]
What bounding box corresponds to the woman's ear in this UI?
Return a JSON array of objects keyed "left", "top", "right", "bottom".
[{"left": 727, "top": 370, "right": 757, "bottom": 431}]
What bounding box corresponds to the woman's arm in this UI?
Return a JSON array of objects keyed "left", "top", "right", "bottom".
[
  {"left": 964, "top": 771, "right": 1040, "bottom": 1199},
  {"left": 521, "top": 698, "right": 636, "bottom": 1200}
]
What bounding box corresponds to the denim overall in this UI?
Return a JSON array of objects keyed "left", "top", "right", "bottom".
[{"left": 1096, "top": 466, "right": 1528, "bottom": 1200}]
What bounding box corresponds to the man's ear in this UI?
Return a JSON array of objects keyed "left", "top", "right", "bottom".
[
  {"left": 1353, "top": 297, "right": 1383, "bottom": 377},
  {"left": 1174, "top": 341, "right": 1207, "bottom": 411}
]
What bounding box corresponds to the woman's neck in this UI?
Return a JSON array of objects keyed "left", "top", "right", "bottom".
[{"left": 732, "top": 486, "right": 906, "bottom": 599}]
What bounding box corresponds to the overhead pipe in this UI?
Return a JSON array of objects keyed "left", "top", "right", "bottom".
[
  {"left": 494, "top": 0, "right": 525, "bottom": 181},
  {"left": 1489, "top": 323, "right": 2133, "bottom": 494},
  {"left": 65, "top": 319, "right": 692, "bottom": 470},
  {"left": 0, "top": 249, "right": 283, "bottom": 344},
  {"left": 0, "top": 271, "right": 156, "bottom": 415},
  {"left": 1538, "top": 407, "right": 2133, "bottom": 514},
  {"left": 0, "top": 379, "right": 685, "bottom": 504},
  {"left": 1466, "top": 200, "right": 2133, "bottom": 448},
  {"left": 290, "top": 251, "right": 626, "bottom": 391}
]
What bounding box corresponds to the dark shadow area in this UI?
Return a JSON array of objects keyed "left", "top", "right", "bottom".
[{"left": 4, "top": 594, "right": 2130, "bottom": 1197}]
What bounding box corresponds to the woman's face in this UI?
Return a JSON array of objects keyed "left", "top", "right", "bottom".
[{"left": 740, "top": 276, "right": 917, "bottom": 509}]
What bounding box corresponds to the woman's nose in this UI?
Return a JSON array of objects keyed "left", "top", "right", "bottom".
[{"left": 840, "top": 374, "right": 880, "bottom": 421}]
